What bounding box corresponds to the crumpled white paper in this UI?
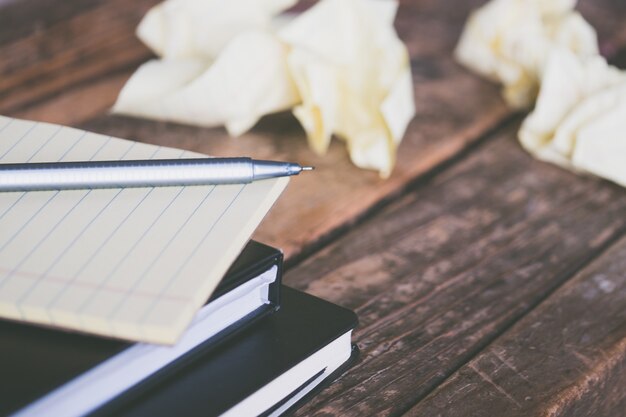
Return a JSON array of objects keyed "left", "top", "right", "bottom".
[
  {"left": 113, "top": 0, "right": 416, "bottom": 177},
  {"left": 519, "top": 49, "right": 626, "bottom": 187},
  {"left": 455, "top": 0, "right": 598, "bottom": 108},
  {"left": 113, "top": 30, "right": 300, "bottom": 136},
  {"left": 113, "top": 0, "right": 299, "bottom": 136},
  {"left": 137, "top": 0, "right": 298, "bottom": 60},
  {"left": 278, "top": 0, "right": 415, "bottom": 177}
]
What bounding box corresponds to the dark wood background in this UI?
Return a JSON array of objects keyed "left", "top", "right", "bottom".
[{"left": 1, "top": 0, "right": 625, "bottom": 415}]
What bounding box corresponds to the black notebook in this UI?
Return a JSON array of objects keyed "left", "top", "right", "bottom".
[
  {"left": 93, "top": 287, "right": 359, "bottom": 417},
  {"left": 2, "top": 241, "right": 283, "bottom": 417}
]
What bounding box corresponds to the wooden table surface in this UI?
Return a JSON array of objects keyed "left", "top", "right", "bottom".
[{"left": 2, "top": 0, "right": 626, "bottom": 415}]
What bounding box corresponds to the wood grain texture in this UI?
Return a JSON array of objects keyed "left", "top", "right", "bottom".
[
  {"left": 58, "top": 0, "right": 513, "bottom": 261},
  {"left": 285, "top": 125, "right": 626, "bottom": 416},
  {"left": 406, "top": 238, "right": 626, "bottom": 417},
  {"left": 2, "top": 0, "right": 623, "bottom": 120},
  {"left": 0, "top": 0, "right": 157, "bottom": 115}
]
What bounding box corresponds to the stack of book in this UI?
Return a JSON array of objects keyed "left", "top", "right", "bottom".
[
  {"left": 0, "top": 116, "right": 358, "bottom": 417},
  {"left": 2, "top": 241, "right": 358, "bottom": 417}
]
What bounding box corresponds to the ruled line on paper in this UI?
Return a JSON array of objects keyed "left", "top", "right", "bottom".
[
  {"left": 0, "top": 130, "right": 113, "bottom": 254},
  {"left": 3, "top": 191, "right": 92, "bottom": 291},
  {"left": 0, "top": 192, "right": 59, "bottom": 255},
  {"left": 73, "top": 186, "right": 187, "bottom": 317},
  {"left": 0, "top": 117, "right": 13, "bottom": 132},
  {"left": 123, "top": 186, "right": 218, "bottom": 296},
  {"left": 0, "top": 266, "right": 190, "bottom": 303},
  {"left": 138, "top": 185, "right": 246, "bottom": 326},
  {"left": 39, "top": 145, "right": 164, "bottom": 314},
  {"left": 60, "top": 146, "right": 164, "bottom": 281},
  {"left": 0, "top": 193, "right": 25, "bottom": 221},
  {"left": 0, "top": 121, "right": 37, "bottom": 160},
  {"left": 14, "top": 190, "right": 124, "bottom": 314},
  {"left": 124, "top": 186, "right": 243, "bottom": 323},
  {"left": 24, "top": 125, "right": 64, "bottom": 162},
  {"left": 0, "top": 126, "right": 108, "bottom": 320},
  {"left": 34, "top": 142, "right": 139, "bottom": 277}
]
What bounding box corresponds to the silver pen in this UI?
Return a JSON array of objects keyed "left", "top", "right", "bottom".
[{"left": 0, "top": 157, "right": 314, "bottom": 192}]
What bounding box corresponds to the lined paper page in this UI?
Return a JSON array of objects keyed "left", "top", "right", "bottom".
[{"left": 0, "top": 115, "right": 288, "bottom": 344}]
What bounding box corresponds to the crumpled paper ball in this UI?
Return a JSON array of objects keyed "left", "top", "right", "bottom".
[
  {"left": 455, "top": 0, "right": 598, "bottom": 108},
  {"left": 113, "top": 0, "right": 416, "bottom": 178},
  {"left": 113, "top": 30, "right": 300, "bottom": 136},
  {"left": 519, "top": 48, "right": 626, "bottom": 187},
  {"left": 278, "top": 0, "right": 415, "bottom": 177},
  {"left": 137, "top": 0, "right": 297, "bottom": 59}
]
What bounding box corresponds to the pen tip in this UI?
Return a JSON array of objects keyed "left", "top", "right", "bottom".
[{"left": 301, "top": 166, "right": 315, "bottom": 171}]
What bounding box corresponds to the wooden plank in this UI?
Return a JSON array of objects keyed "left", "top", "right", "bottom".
[
  {"left": 0, "top": 0, "right": 623, "bottom": 120},
  {"left": 0, "top": 0, "right": 157, "bottom": 114},
  {"left": 405, "top": 237, "right": 626, "bottom": 417},
  {"left": 0, "top": 0, "right": 99, "bottom": 45},
  {"left": 2, "top": 0, "right": 626, "bottom": 260},
  {"left": 283, "top": 125, "right": 626, "bottom": 416},
  {"left": 579, "top": 1, "right": 626, "bottom": 58}
]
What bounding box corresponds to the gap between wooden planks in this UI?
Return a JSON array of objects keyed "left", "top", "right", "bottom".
[
  {"left": 406, "top": 235, "right": 626, "bottom": 417},
  {"left": 286, "top": 121, "right": 626, "bottom": 416}
]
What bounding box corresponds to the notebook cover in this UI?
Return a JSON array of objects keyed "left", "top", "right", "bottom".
[
  {"left": 0, "top": 241, "right": 282, "bottom": 416},
  {"left": 260, "top": 343, "right": 360, "bottom": 417},
  {"left": 259, "top": 343, "right": 360, "bottom": 417},
  {"left": 91, "top": 287, "right": 359, "bottom": 417}
]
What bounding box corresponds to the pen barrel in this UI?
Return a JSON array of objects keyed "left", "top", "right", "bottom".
[{"left": 0, "top": 158, "right": 255, "bottom": 191}]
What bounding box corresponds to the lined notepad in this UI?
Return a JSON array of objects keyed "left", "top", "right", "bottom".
[{"left": 0, "top": 116, "right": 288, "bottom": 344}]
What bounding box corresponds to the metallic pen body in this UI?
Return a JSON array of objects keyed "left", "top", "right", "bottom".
[{"left": 0, "top": 157, "right": 312, "bottom": 192}]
